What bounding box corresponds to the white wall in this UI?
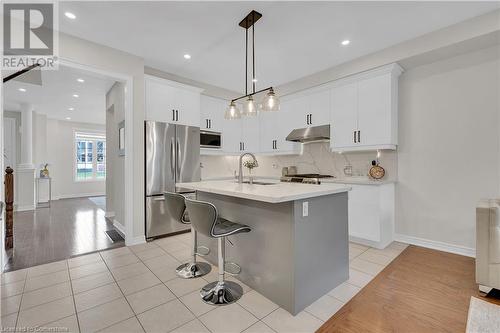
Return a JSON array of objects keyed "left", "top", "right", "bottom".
[
  {"left": 106, "top": 82, "right": 125, "bottom": 229},
  {"left": 396, "top": 45, "right": 500, "bottom": 253},
  {"left": 35, "top": 116, "right": 106, "bottom": 199}
]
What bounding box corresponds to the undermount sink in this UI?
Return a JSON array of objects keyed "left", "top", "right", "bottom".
[{"left": 238, "top": 180, "right": 277, "bottom": 185}]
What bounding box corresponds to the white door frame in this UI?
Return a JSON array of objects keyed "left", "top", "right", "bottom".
[{"left": 58, "top": 58, "right": 135, "bottom": 246}]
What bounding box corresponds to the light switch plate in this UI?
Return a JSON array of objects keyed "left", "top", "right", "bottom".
[{"left": 302, "top": 201, "right": 309, "bottom": 217}]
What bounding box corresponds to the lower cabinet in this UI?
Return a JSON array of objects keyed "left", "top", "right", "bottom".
[{"left": 348, "top": 183, "right": 394, "bottom": 249}]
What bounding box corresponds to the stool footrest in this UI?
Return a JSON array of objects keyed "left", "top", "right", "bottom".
[
  {"left": 196, "top": 246, "right": 210, "bottom": 256},
  {"left": 224, "top": 262, "right": 241, "bottom": 275}
]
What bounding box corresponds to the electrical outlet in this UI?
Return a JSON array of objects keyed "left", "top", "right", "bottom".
[{"left": 302, "top": 201, "right": 309, "bottom": 217}]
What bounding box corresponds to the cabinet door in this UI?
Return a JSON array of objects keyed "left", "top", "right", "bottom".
[
  {"left": 241, "top": 115, "right": 260, "bottom": 152},
  {"left": 275, "top": 98, "right": 302, "bottom": 153},
  {"left": 222, "top": 119, "right": 242, "bottom": 154},
  {"left": 357, "top": 74, "right": 392, "bottom": 146},
  {"left": 330, "top": 83, "right": 358, "bottom": 150},
  {"left": 308, "top": 89, "right": 330, "bottom": 126},
  {"left": 201, "top": 95, "right": 225, "bottom": 132},
  {"left": 175, "top": 88, "right": 200, "bottom": 127},
  {"left": 259, "top": 111, "right": 278, "bottom": 153},
  {"left": 145, "top": 79, "right": 177, "bottom": 123},
  {"left": 348, "top": 185, "right": 380, "bottom": 242}
]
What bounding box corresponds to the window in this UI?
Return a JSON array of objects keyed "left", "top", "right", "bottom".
[{"left": 75, "top": 132, "right": 106, "bottom": 181}]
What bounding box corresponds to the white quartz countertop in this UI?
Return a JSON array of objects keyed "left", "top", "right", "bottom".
[{"left": 176, "top": 180, "right": 351, "bottom": 203}]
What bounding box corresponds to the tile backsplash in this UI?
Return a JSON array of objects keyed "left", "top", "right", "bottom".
[{"left": 200, "top": 142, "right": 397, "bottom": 180}]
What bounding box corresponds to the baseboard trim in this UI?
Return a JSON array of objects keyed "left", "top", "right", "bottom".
[
  {"left": 126, "top": 235, "right": 146, "bottom": 247},
  {"left": 15, "top": 205, "right": 35, "bottom": 212},
  {"left": 112, "top": 220, "right": 125, "bottom": 237},
  {"left": 349, "top": 235, "right": 392, "bottom": 250},
  {"left": 53, "top": 193, "right": 105, "bottom": 200},
  {"left": 394, "top": 233, "right": 475, "bottom": 258}
]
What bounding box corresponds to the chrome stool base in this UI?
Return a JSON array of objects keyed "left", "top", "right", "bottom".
[
  {"left": 200, "top": 281, "right": 243, "bottom": 305},
  {"left": 176, "top": 262, "right": 211, "bottom": 279}
]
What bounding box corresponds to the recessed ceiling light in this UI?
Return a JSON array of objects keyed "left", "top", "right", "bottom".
[
  {"left": 183, "top": 54, "right": 191, "bottom": 60},
  {"left": 72, "top": 94, "right": 79, "bottom": 98},
  {"left": 77, "top": 78, "right": 84, "bottom": 83},
  {"left": 65, "top": 117, "right": 71, "bottom": 120},
  {"left": 18, "top": 88, "right": 26, "bottom": 92},
  {"left": 68, "top": 107, "right": 74, "bottom": 111},
  {"left": 65, "top": 12, "right": 76, "bottom": 20},
  {"left": 341, "top": 40, "right": 350, "bottom": 46}
]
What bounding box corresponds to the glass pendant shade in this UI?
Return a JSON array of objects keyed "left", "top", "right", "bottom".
[
  {"left": 225, "top": 101, "right": 241, "bottom": 120},
  {"left": 243, "top": 96, "right": 258, "bottom": 116},
  {"left": 260, "top": 88, "right": 280, "bottom": 112}
]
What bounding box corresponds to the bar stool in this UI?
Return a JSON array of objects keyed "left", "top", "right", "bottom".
[
  {"left": 185, "top": 197, "right": 251, "bottom": 305},
  {"left": 164, "top": 192, "right": 211, "bottom": 279}
]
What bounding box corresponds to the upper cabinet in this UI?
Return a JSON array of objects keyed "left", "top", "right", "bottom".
[
  {"left": 200, "top": 95, "right": 225, "bottom": 132},
  {"left": 259, "top": 97, "right": 302, "bottom": 155},
  {"left": 145, "top": 75, "right": 203, "bottom": 127},
  {"left": 330, "top": 64, "right": 402, "bottom": 152},
  {"left": 288, "top": 89, "right": 330, "bottom": 128}
]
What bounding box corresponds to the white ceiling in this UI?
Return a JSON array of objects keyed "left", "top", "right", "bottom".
[
  {"left": 3, "top": 65, "right": 115, "bottom": 124},
  {"left": 59, "top": 1, "right": 499, "bottom": 93}
]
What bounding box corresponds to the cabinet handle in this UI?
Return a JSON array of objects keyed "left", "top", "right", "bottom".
[
  {"left": 209, "top": 119, "right": 211, "bottom": 129},
  {"left": 309, "top": 114, "right": 312, "bottom": 125},
  {"left": 239, "top": 142, "right": 242, "bottom": 151},
  {"left": 243, "top": 142, "right": 245, "bottom": 150},
  {"left": 272, "top": 140, "right": 275, "bottom": 149},
  {"left": 176, "top": 110, "right": 179, "bottom": 121},
  {"left": 354, "top": 130, "right": 357, "bottom": 143},
  {"left": 205, "top": 119, "right": 208, "bottom": 128},
  {"left": 306, "top": 114, "right": 309, "bottom": 125},
  {"left": 172, "top": 110, "right": 175, "bottom": 121},
  {"left": 357, "top": 130, "right": 360, "bottom": 143}
]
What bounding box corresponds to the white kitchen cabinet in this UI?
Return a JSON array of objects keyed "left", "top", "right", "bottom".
[
  {"left": 348, "top": 183, "right": 394, "bottom": 249},
  {"left": 259, "top": 98, "right": 302, "bottom": 155},
  {"left": 241, "top": 116, "right": 260, "bottom": 153},
  {"left": 329, "top": 63, "right": 402, "bottom": 152},
  {"left": 222, "top": 118, "right": 242, "bottom": 154},
  {"left": 200, "top": 95, "right": 225, "bottom": 132},
  {"left": 145, "top": 75, "right": 202, "bottom": 127},
  {"left": 307, "top": 89, "right": 331, "bottom": 127},
  {"left": 289, "top": 89, "right": 330, "bottom": 128},
  {"left": 330, "top": 82, "right": 358, "bottom": 148},
  {"left": 357, "top": 73, "right": 395, "bottom": 147}
]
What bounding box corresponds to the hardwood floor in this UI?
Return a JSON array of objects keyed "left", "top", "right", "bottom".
[
  {"left": 3, "top": 197, "right": 124, "bottom": 272},
  {"left": 317, "top": 245, "right": 500, "bottom": 333}
]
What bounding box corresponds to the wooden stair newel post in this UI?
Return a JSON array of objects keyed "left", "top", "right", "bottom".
[{"left": 5, "top": 167, "right": 14, "bottom": 249}]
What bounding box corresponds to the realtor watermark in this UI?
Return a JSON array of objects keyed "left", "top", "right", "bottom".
[{"left": 2, "top": 1, "right": 59, "bottom": 70}]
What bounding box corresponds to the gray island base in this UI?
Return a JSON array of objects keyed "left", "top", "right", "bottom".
[{"left": 195, "top": 190, "right": 349, "bottom": 315}]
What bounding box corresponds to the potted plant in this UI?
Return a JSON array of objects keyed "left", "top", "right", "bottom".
[{"left": 243, "top": 160, "right": 259, "bottom": 184}]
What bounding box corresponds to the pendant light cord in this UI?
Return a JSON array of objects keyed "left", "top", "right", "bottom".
[
  {"left": 245, "top": 27, "right": 248, "bottom": 96},
  {"left": 252, "top": 18, "right": 256, "bottom": 94}
]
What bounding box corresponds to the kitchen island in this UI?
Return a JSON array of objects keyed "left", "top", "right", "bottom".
[{"left": 177, "top": 180, "right": 351, "bottom": 315}]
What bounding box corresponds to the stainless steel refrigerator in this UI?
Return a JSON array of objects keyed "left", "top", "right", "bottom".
[{"left": 145, "top": 121, "right": 200, "bottom": 239}]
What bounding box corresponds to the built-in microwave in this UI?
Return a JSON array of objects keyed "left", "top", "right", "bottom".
[{"left": 200, "top": 130, "right": 222, "bottom": 149}]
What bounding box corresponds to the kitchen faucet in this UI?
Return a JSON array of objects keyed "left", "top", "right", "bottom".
[{"left": 238, "top": 152, "right": 258, "bottom": 183}]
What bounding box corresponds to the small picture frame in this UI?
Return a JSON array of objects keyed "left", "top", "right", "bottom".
[{"left": 118, "top": 120, "right": 125, "bottom": 156}]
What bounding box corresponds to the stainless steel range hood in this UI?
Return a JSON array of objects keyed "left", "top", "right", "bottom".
[{"left": 286, "top": 124, "right": 330, "bottom": 143}]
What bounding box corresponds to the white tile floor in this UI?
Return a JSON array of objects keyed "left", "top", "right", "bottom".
[{"left": 0, "top": 234, "right": 407, "bottom": 333}]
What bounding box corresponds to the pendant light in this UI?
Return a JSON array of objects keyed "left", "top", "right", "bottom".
[
  {"left": 261, "top": 87, "right": 280, "bottom": 112},
  {"left": 225, "top": 101, "right": 241, "bottom": 120},
  {"left": 227, "top": 10, "right": 280, "bottom": 119},
  {"left": 243, "top": 95, "right": 257, "bottom": 116}
]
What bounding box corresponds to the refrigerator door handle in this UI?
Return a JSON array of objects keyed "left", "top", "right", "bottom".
[
  {"left": 170, "top": 139, "right": 175, "bottom": 176},
  {"left": 176, "top": 140, "right": 181, "bottom": 176}
]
